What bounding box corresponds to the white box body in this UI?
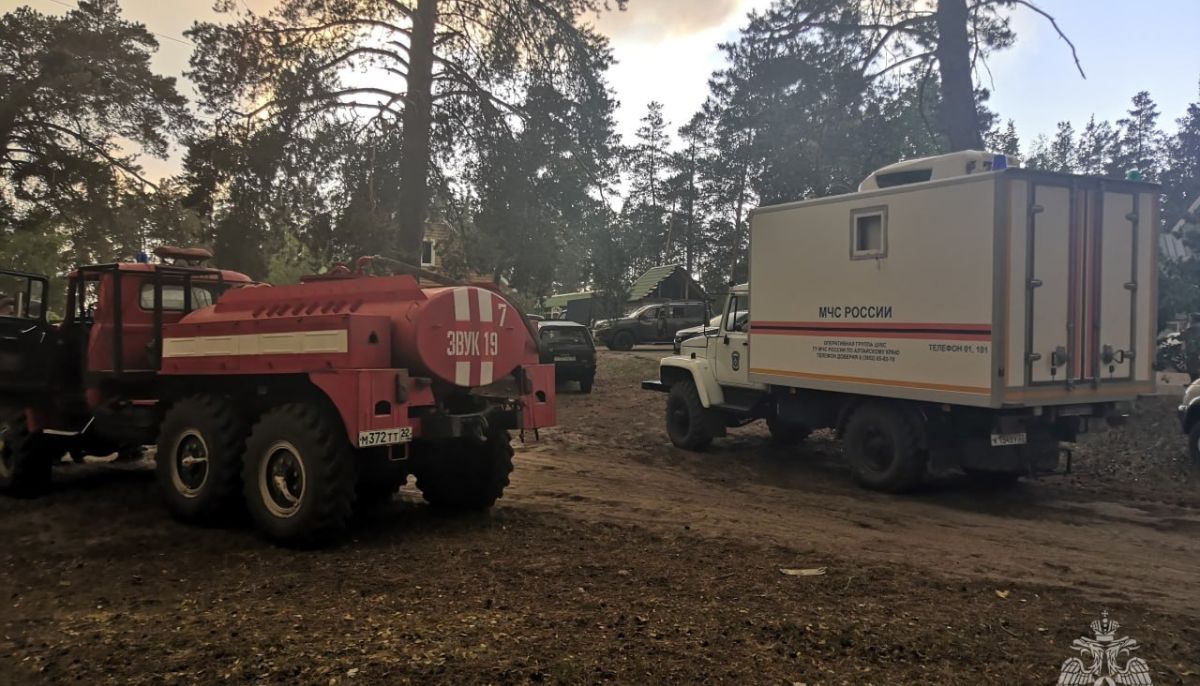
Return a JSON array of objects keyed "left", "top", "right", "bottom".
[{"left": 748, "top": 170, "right": 1158, "bottom": 409}]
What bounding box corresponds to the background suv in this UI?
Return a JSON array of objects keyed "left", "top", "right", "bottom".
[{"left": 592, "top": 300, "right": 707, "bottom": 351}]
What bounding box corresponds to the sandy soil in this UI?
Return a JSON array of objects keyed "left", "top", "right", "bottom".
[{"left": 2, "top": 348, "right": 1198, "bottom": 684}]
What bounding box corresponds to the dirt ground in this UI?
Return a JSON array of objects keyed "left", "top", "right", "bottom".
[{"left": 3, "top": 349, "right": 1199, "bottom": 685}]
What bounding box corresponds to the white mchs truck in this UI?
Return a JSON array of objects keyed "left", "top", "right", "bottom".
[{"left": 644, "top": 151, "right": 1159, "bottom": 492}]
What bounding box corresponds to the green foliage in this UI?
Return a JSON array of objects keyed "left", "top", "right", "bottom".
[{"left": 0, "top": 0, "right": 191, "bottom": 269}]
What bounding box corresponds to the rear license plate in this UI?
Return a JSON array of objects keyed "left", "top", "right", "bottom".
[
  {"left": 554, "top": 355, "right": 576, "bottom": 362},
  {"left": 990, "top": 432, "right": 1027, "bottom": 447},
  {"left": 358, "top": 427, "right": 413, "bottom": 447}
]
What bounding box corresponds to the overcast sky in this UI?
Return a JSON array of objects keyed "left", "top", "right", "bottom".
[{"left": 11, "top": 0, "right": 1200, "bottom": 179}]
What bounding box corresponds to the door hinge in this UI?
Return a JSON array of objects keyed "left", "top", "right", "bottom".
[
  {"left": 1124, "top": 281, "right": 1137, "bottom": 292},
  {"left": 1028, "top": 278, "right": 1043, "bottom": 289},
  {"left": 1029, "top": 204, "right": 1045, "bottom": 215}
]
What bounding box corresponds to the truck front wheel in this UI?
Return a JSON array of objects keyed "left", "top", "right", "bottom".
[
  {"left": 156, "top": 395, "right": 248, "bottom": 523},
  {"left": 1189, "top": 421, "right": 1200, "bottom": 465},
  {"left": 0, "top": 412, "right": 53, "bottom": 497},
  {"left": 843, "top": 403, "right": 926, "bottom": 493},
  {"left": 666, "top": 380, "right": 714, "bottom": 451},
  {"left": 412, "top": 431, "right": 513, "bottom": 510},
  {"left": 242, "top": 404, "right": 356, "bottom": 546}
]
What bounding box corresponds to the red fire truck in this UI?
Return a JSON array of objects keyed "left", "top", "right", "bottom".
[{"left": 0, "top": 248, "right": 556, "bottom": 545}]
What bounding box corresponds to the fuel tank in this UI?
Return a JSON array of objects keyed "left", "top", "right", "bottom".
[{"left": 160, "top": 274, "right": 539, "bottom": 388}]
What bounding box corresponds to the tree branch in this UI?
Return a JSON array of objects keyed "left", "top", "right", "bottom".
[
  {"left": 984, "top": 0, "right": 1085, "bottom": 78},
  {"left": 240, "top": 87, "right": 407, "bottom": 119},
  {"left": 40, "top": 122, "right": 159, "bottom": 190},
  {"left": 253, "top": 19, "right": 412, "bottom": 42},
  {"left": 308, "top": 46, "right": 410, "bottom": 77},
  {"left": 864, "top": 51, "right": 935, "bottom": 80}
]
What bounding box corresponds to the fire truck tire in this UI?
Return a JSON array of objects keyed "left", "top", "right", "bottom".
[
  {"left": 843, "top": 403, "right": 926, "bottom": 493},
  {"left": 156, "top": 395, "right": 248, "bottom": 523},
  {"left": 609, "top": 331, "right": 634, "bottom": 352},
  {"left": 767, "top": 416, "right": 810, "bottom": 446},
  {"left": 0, "top": 412, "right": 53, "bottom": 497},
  {"left": 665, "top": 380, "right": 714, "bottom": 451},
  {"left": 242, "top": 404, "right": 356, "bottom": 546},
  {"left": 413, "top": 432, "right": 513, "bottom": 511}
]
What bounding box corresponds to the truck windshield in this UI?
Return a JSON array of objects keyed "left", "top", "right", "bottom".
[{"left": 139, "top": 284, "right": 216, "bottom": 311}]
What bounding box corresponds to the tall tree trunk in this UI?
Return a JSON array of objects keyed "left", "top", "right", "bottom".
[
  {"left": 396, "top": 0, "right": 438, "bottom": 261},
  {"left": 934, "top": 0, "right": 983, "bottom": 151},
  {"left": 685, "top": 140, "right": 696, "bottom": 274}
]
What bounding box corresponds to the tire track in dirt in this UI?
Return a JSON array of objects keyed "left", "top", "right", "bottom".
[{"left": 511, "top": 350, "right": 1200, "bottom": 616}]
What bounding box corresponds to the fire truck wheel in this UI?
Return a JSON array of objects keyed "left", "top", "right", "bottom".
[
  {"left": 665, "top": 380, "right": 714, "bottom": 451},
  {"left": 766, "top": 416, "right": 810, "bottom": 446},
  {"left": 0, "top": 413, "right": 53, "bottom": 497},
  {"left": 843, "top": 403, "right": 926, "bottom": 493},
  {"left": 242, "top": 404, "right": 356, "bottom": 546},
  {"left": 413, "top": 432, "right": 513, "bottom": 511},
  {"left": 156, "top": 395, "right": 248, "bottom": 523}
]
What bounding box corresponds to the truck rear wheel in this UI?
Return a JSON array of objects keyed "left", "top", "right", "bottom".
[
  {"left": 413, "top": 432, "right": 513, "bottom": 511},
  {"left": 843, "top": 403, "right": 926, "bottom": 493},
  {"left": 242, "top": 404, "right": 356, "bottom": 546},
  {"left": 0, "top": 412, "right": 53, "bottom": 497},
  {"left": 156, "top": 396, "right": 247, "bottom": 523},
  {"left": 767, "top": 416, "right": 810, "bottom": 446},
  {"left": 666, "top": 380, "right": 714, "bottom": 451}
]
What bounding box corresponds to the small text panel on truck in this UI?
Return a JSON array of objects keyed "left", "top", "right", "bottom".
[
  {"left": 645, "top": 151, "right": 1157, "bottom": 492},
  {"left": 0, "top": 249, "right": 556, "bottom": 545}
]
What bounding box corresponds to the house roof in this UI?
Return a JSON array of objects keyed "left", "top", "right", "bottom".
[
  {"left": 628, "top": 264, "right": 691, "bottom": 301},
  {"left": 542, "top": 290, "right": 595, "bottom": 309}
]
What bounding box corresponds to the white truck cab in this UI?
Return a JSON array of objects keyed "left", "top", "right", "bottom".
[{"left": 644, "top": 152, "right": 1157, "bottom": 493}]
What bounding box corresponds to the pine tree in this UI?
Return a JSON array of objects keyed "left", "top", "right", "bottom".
[
  {"left": 1077, "top": 116, "right": 1117, "bottom": 177},
  {"left": 1163, "top": 82, "right": 1200, "bottom": 228},
  {"left": 623, "top": 101, "right": 673, "bottom": 271},
  {"left": 1110, "top": 91, "right": 1165, "bottom": 180},
  {"left": 987, "top": 119, "right": 1020, "bottom": 156},
  {"left": 1047, "top": 121, "right": 1077, "bottom": 172}
]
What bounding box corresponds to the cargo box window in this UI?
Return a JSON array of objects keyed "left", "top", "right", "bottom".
[
  {"left": 851, "top": 208, "right": 887, "bottom": 260},
  {"left": 874, "top": 169, "right": 931, "bottom": 188},
  {"left": 139, "top": 284, "right": 215, "bottom": 311}
]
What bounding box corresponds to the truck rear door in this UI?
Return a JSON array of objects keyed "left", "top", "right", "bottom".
[{"left": 1023, "top": 177, "right": 1148, "bottom": 387}]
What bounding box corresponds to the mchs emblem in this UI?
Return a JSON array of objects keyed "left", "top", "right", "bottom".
[
  {"left": 1056, "top": 611, "right": 1153, "bottom": 685},
  {"left": 731, "top": 351, "right": 740, "bottom": 371}
]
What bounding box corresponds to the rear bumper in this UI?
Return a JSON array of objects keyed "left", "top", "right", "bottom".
[{"left": 642, "top": 379, "right": 668, "bottom": 393}]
